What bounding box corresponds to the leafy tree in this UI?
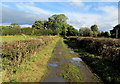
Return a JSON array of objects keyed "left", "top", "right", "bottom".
[
  {"left": 110, "top": 24, "right": 120, "bottom": 38},
  {"left": 43, "top": 20, "right": 48, "bottom": 29},
  {"left": 104, "top": 31, "right": 110, "bottom": 37},
  {"left": 91, "top": 24, "right": 99, "bottom": 32},
  {"left": 93, "top": 31, "right": 98, "bottom": 37},
  {"left": 66, "top": 25, "right": 78, "bottom": 36},
  {"left": 32, "top": 20, "right": 44, "bottom": 29},
  {"left": 79, "top": 28, "right": 93, "bottom": 36},
  {"left": 100, "top": 31, "right": 105, "bottom": 37},
  {"left": 11, "top": 23, "right": 20, "bottom": 28},
  {"left": 48, "top": 14, "right": 68, "bottom": 35}
]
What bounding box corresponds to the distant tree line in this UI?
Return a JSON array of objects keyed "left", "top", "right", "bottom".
[
  {"left": 32, "top": 14, "right": 78, "bottom": 36},
  {"left": 79, "top": 25, "right": 110, "bottom": 37},
  {"left": 1, "top": 14, "right": 120, "bottom": 38},
  {"left": 1, "top": 14, "right": 78, "bottom": 36}
]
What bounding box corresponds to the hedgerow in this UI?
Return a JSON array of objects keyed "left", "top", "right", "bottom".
[
  {"left": 67, "top": 37, "right": 120, "bottom": 63},
  {"left": 65, "top": 36, "right": 120, "bottom": 84},
  {"left": 2, "top": 36, "right": 57, "bottom": 68},
  {"left": 2, "top": 28, "right": 58, "bottom": 36}
]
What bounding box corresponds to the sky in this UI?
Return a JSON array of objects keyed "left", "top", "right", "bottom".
[{"left": 1, "top": 0, "right": 119, "bottom": 31}]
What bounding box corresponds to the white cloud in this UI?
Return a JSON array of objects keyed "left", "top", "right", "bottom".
[
  {"left": 65, "top": 12, "right": 101, "bottom": 30},
  {"left": 70, "top": 0, "right": 84, "bottom": 6},
  {"left": 2, "top": 3, "right": 53, "bottom": 25},
  {"left": 16, "top": 3, "right": 53, "bottom": 16},
  {"left": 1, "top": 2, "right": 118, "bottom": 31},
  {"left": 64, "top": 5, "right": 118, "bottom": 31},
  {"left": 20, "top": 24, "right": 32, "bottom": 28}
]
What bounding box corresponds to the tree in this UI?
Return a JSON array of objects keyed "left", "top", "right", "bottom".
[
  {"left": 11, "top": 23, "right": 20, "bottom": 28},
  {"left": 79, "top": 28, "right": 93, "bottom": 37},
  {"left": 104, "top": 31, "right": 110, "bottom": 37},
  {"left": 32, "top": 20, "right": 44, "bottom": 29},
  {"left": 48, "top": 14, "right": 68, "bottom": 35},
  {"left": 110, "top": 24, "right": 120, "bottom": 38},
  {"left": 43, "top": 20, "right": 48, "bottom": 29},
  {"left": 90, "top": 24, "right": 99, "bottom": 32},
  {"left": 93, "top": 31, "right": 98, "bottom": 37},
  {"left": 66, "top": 25, "right": 78, "bottom": 36},
  {"left": 100, "top": 31, "right": 105, "bottom": 37}
]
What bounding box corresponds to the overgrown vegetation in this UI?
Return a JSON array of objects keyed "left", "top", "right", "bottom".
[
  {"left": 66, "top": 37, "right": 120, "bottom": 63},
  {"left": 59, "top": 38, "right": 84, "bottom": 82},
  {"left": 65, "top": 36, "right": 120, "bottom": 84},
  {"left": 61, "top": 64, "right": 83, "bottom": 83},
  {"left": 2, "top": 36, "right": 59, "bottom": 82}
]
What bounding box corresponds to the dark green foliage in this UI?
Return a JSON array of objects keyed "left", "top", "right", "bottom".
[
  {"left": 104, "top": 31, "right": 110, "bottom": 37},
  {"left": 66, "top": 37, "right": 120, "bottom": 63},
  {"left": 90, "top": 24, "right": 99, "bottom": 32},
  {"left": 79, "top": 28, "right": 93, "bottom": 36},
  {"left": 100, "top": 31, "right": 110, "bottom": 37},
  {"left": 32, "top": 20, "right": 45, "bottom": 29},
  {"left": 1, "top": 14, "right": 79, "bottom": 36},
  {"left": 47, "top": 14, "right": 68, "bottom": 35},
  {"left": 110, "top": 24, "right": 120, "bottom": 38},
  {"left": 65, "top": 38, "right": 120, "bottom": 84},
  {"left": 66, "top": 25, "right": 78, "bottom": 36},
  {"left": 2, "top": 28, "right": 21, "bottom": 35},
  {"left": 11, "top": 23, "right": 20, "bottom": 28},
  {"left": 2, "top": 27, "right": 58, "bottom": 36}
]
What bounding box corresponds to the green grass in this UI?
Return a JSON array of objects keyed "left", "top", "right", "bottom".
[
  {"left": 61, "top": 64, "right": 84, "bottom": 83},
  {"left": 60, "top": 38, "right": 84, "bottom": 82},
  {"left": 1, "top": 35, "right": 40, "bottom": 43}
]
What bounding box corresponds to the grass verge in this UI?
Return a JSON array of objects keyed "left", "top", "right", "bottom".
[
  {"left": 60, "top": 38, "right": 84, "bottom": 82},
  {"left": 61, "top": 64, "right": 83, "bottom": 82}
]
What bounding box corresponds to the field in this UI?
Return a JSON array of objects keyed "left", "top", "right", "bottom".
[{"left": 0, "top": 35, "right": 40, "bottom": 43}]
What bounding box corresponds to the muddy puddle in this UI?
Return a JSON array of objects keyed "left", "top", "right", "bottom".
[
  {"left": 69, "top": 57, "right": 83, "bottom": 66},
  {"left": 72, "top": 57, "right": 82, "bottom": 62},
  {"left": 49, "top": 64, "right": 58, "bottom": 67}
]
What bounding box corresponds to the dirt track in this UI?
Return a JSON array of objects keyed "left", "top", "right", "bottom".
[{"left": 42, "top": 39, "right": 101, "bottom": 83}]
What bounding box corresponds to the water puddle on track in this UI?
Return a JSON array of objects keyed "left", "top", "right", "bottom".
[
  {"left": 49, "top": 63, "right": 58, "bottom": 67},
  {"left": 70, "top": 57, "right": 83, "bottom": 66},
  {"left": 72, "top": 57, "right": 82, "bottom": 62}
]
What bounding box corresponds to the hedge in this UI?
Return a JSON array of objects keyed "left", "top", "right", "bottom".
[
  {"left": 67, "top": 37, "right": 120, "bottom": 63},
  {"left": 2, "top": 36, "right": 58, "bottom": 67}
]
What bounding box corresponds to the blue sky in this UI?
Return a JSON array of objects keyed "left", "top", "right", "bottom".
[{"left": 1, "top": 1, "right": 119, "bottom": 31}]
